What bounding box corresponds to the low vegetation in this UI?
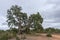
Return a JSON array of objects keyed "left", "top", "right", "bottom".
[{"left": 0, "top": 29, "right": 17, "bottom": 40}]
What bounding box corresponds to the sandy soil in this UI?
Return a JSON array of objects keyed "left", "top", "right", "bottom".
[{"left": 9, "top": 34, "right": 60, "bottom": 40}]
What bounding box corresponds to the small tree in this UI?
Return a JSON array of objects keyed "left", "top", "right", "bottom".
[{"left": 46, "top": 28, "right": 52, "bottom": 37}]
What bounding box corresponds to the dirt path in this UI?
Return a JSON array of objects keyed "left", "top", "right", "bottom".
[
  {"left": 9, "top": 34, "right": 60, "bottom": 40},
  {"left": 24, "top": 35, "right": 60, "bottom": 40},
  {"left": 52, "top": 34, "right": 60, "bottom": 40},
  {"left": 24, "top": 34, "right": 60, "bottom": 40}
]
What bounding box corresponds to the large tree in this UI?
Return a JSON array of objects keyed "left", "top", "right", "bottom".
[
  {"left": 7, "top": 5, "right": 43, "bottom": 34},
  {"left": 7, "top": 5, "right": 27, "bottom": 34}
]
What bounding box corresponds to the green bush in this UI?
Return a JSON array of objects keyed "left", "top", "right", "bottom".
[
  {"left": 11, "top": 28, "right": 18, "bottom": 34},
  {"left": 16, "top": 36, "right": 20, "bottom": 40},
  {"left": 46, "top": 33, "right": 52, "bottom": 37}
]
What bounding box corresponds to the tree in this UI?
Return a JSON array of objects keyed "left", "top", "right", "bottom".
[
  {"left": 29, "top": 12, "right": 43, "bottom": 33},
  {"left": 7, "top": 5, "right": 43, "bottom": 34},
  {"left": 7, "top": 5, "right": 27, "bottom": 34}
]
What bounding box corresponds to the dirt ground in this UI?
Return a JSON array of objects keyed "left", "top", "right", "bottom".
[{"left": 9, "top": 34, "right": 60, "bottom": 40}]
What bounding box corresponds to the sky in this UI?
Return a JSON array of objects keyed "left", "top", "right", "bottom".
[{"left": 0, "top": 0, "right": 60, "bottom": 30}]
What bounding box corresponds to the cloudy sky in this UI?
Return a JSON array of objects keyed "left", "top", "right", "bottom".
[{"left": 0, "top": 0, "right": 60, "bottom": 30}]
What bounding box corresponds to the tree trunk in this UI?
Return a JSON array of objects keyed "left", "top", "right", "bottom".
[
  {"left": 18, "top": 20, "right": 21, "bottom": 35},
  {"left": 18, "top": 25, "right": 21, "bottom": 35},
  {"left": 26, "top": 20, "right": 31, "bottom": 33}
]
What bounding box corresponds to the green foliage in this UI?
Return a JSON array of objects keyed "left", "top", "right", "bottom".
[
  {"left": 0, "top": 30, "right": 5, "bottom": 34},
  {"left": 46, "top": 33, "right": 52, "bottom": 37},
  {"left": 0, "top": 32, "right": 13, "bottom": 40},
  {"left": 0, "top": 30, "right": 17, "bottom": 40},
  {"left": 1, "top": 35, "right": 8, "bottom": 40},
  {"left": 7, "top": 5, "right": 28, "bottom": 34},
  {"left": 7, "top": 5, "right": 43, "bottom": 34},
  {"left": 55, "top": 29, "right": 60, "bottom": 33},
  {"left": 44, "top": 27, "right": 56, "bottom": 33},
  {"left": 44, "top": 27, "right": 60, "bottom": 34},
  {"left": 16, "top": 36, "right": 20, "bottom": 40},
  {"left": 7, "top": 5, "right": 22, "bottom": 27},
  {"left": 29, "top": 12, "right": 43, "bottom": 33},
  {"left": 44, "top": 27, "right": 52, "bottom": 37},
  {"left": 11, "top": 28, "right": 18, "bottom": 34}
]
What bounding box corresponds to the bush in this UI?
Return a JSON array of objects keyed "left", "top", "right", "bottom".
[
  {"left": 16, "top": 36, "right": 20, "bottom": 40},
  {"left": 11, "top": 28, "right": 18, "bottom": 34},
  {"left": 46, "top": 33, "right": 52, "bottom": 37}
]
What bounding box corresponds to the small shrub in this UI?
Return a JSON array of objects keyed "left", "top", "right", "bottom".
[
  {"left": 16, "top": 36, "right": 20, "bottom": 40},
  {"left": 11, "top": 28, "right": 18, "bottom": 34},
  {"left": 46, "top": 33, "right": 52, "bottom": 37}
]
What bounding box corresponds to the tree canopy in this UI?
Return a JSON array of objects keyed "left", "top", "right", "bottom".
[{"left": 7, "top": 5, "right": 43, "bottom": 34}]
